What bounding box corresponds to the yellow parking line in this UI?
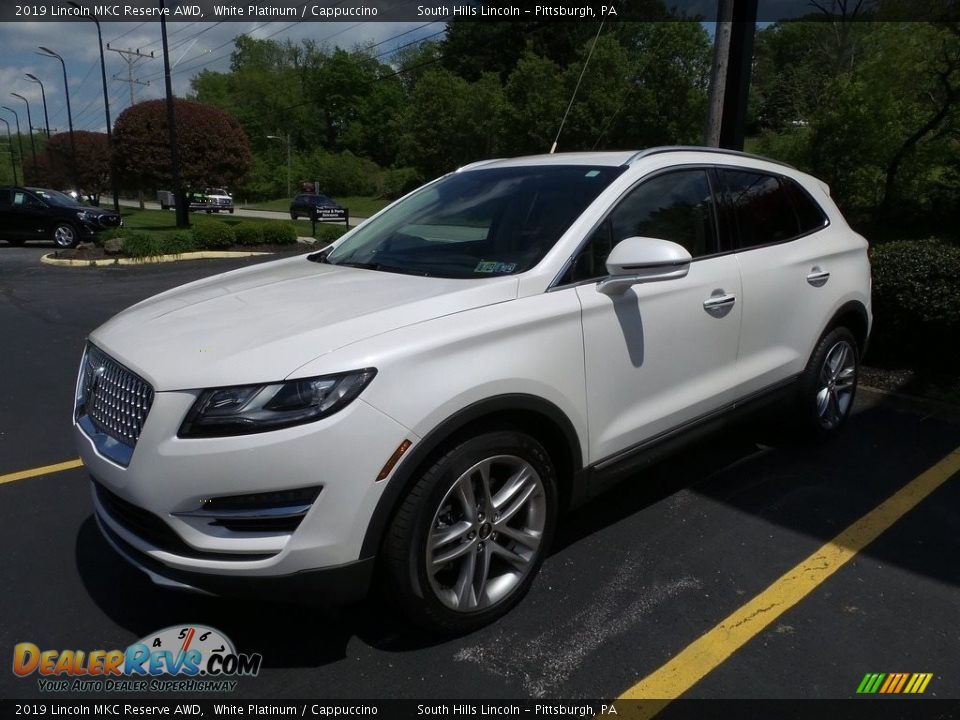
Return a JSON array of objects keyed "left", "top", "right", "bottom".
[
  {"left": 618, "top": 445, "right": 960, "bottom": 717},
  {"left": 0, "top": 459, "right": 84, "bottom": 486}
]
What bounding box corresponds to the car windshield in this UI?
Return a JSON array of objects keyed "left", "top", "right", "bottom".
[
  {"left": 208, "top": 188, "right": 229, "bottom": 195},
  {"left": 30, "top": 188, "right": 81, "bottom": 207},
  {"left": 326, "top": 164, "right": 626, "bottom": 278}
]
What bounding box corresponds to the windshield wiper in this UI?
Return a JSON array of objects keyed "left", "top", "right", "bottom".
[{"left": 334, "top": 261, "right": 430, "bottom": 277}]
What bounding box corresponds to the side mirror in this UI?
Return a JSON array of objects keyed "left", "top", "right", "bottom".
[{"left": 597, "top": 236, "right": 692, "bottom": 296}]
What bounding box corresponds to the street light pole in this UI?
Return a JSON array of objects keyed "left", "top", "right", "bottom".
[
  {"left": 67, "top": 1, "right": 119, "bottom": 211},
  {"left": 37, "top": 46, "right": 77, "bottom": 185},
  {"left": 10, "top": 94, "right": 37, "bottom": 168},
  {"left": 24, "top": 74, "right": 50, "bottom": 138},
  {"left": 267, "top": 132, "right": 291, "bottom": 198},
  {"left": 1, "top": 106, "right": 25, "bottom": 181},
  {"left": 0, "top": 117, "right": 18, "bottom": 185}
]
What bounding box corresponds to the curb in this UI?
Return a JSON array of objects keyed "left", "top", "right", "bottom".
[{"left": 41, "top": 250, "right": 273, "bottom": 267}]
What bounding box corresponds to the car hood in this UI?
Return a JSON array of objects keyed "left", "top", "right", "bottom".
[{"left": 90, "top": 255, "right": 518, "bottom": 391}]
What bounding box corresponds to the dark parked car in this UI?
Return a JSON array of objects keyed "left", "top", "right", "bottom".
[
  {"left": 289, "top": 193, "right": 344, "bottom": 221},
  {"left": 0, "top": 186, "right": 122, "bottom": 248}
]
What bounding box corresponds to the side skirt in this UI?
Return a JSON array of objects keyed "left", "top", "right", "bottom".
[{"left": 570, "top": 376, "right": 800, "bottom": 507}]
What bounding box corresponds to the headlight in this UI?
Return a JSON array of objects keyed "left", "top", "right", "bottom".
[
  {"left": 178, "top": 369, "right": 377, "bottom": 438},
  {"left": 76, "top": 210, "right": 94, "bottom": 222}
]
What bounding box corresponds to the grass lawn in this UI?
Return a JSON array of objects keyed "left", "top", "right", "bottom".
[
  {"left": 118, "top": 208, "right": 297, "bottom": 238},
  {"left": 241, "top": 196, "right": 391, "bottom": 217}
]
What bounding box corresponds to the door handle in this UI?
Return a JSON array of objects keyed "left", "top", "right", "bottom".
[
  {"left": 703, "top": 293, "right": 736, "bottom": 317},
  {"left": 807, "top": 267, "right": 830, "bottom": 287}
]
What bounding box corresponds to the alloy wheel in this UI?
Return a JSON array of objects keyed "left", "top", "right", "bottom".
[
  {"left": 816, "top": 339, "right": 857, "bottom": 429},
  {"left": 426, "top": 455, "right": 546, "bottom": 612}
]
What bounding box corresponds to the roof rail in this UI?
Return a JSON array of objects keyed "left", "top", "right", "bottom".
[{"left": 624, "top": 146, "right": 796, "bottom": 170}]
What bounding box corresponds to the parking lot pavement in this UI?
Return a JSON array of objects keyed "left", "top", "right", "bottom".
[{"left": 1, "top": 244, "right": 958, "bottom": 706}]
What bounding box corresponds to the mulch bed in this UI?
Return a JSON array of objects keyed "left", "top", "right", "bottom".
[{"left": 51, "top": 243, "right": 313, "bottom": 260}]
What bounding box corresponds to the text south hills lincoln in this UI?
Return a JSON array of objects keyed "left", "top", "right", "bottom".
[{"left": 416, "top": 4, "right": 616, "bottom": 18}]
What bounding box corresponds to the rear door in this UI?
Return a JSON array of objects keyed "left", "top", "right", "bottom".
[
  {"left": 718, "top": 168, "right": 839, "bottom": 395},
  {"left": 9, "top": 189, "right": 51, "bottom": 241}
]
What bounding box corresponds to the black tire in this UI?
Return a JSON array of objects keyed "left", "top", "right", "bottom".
[
  {"left": 290, "top": 212, "right": 297, "bottom": 220},
  {"left": 228, "top": 208, "right": 234, "bottom": 214},
  {"left": 797, "top": 326, "right": 860, "bottom": 439},
  {"left": 52, "top": 222, "right": 80, "bottom": 249},
  {"left": 160, "top": 203, "right": 169, "bottom": 210},
  {"left": 383, "top": 430, "right": 557, "bottom": 635}
]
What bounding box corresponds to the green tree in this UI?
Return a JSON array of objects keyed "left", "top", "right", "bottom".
[{"left": 397, "top": 70, "right": 506, "bottom": 179}]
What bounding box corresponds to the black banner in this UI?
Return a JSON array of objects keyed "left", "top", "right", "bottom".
[
  {"left": 1, "top": 0, "right": 958, "bottom": 23},
  {"left": 1, "top": 699, "right": 959, "bottom": 720}
]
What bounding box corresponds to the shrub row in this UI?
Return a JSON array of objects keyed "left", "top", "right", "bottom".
[
  {"left": 869, "top": 238, "right": 960, "bottom": 369},
  {"left": 116, "top": 220, "right": 300, "bottom": 258}
]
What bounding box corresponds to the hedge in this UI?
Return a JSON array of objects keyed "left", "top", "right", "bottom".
[
  {"left": 869, "top": 238, "right": 960, "bottom": 368},
  {"left": 191, "top": 220, "right": 235, "bottom": 249}
]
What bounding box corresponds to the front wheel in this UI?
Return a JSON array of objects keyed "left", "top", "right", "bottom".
[
  {"left": 52, "top": 222, "right": 79, "bottom": 249},
  {"left": 383, "top": 430, "right": 557, "bottom": 634},
  {"left": 798, "top": 326, "right": 859, "bottom": 438}
]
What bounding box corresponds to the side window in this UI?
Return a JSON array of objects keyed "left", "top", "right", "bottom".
[
  {"left": 565, "top": 169, "right": 717, "bottom": 283},
  {"left": 782, "top": 177, "right": 829, "bottom": 235},
  {"left": 721, "top": 170, "right": 800, "bottom": 249}
]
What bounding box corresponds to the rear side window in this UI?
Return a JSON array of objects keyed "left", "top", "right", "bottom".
[
  {"left": 782, "top": 177, "right": 829, "bottom": 234},
  {"left": 721, "top": 169, "right": 829, "bottom": 250},
  {"left": 721, "top": 170, "right": 797, "bottom": 249}
]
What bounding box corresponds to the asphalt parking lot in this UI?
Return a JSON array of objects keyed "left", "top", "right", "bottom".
[{"left": 1, "top": 242, "right": 958, "bottom": 712}]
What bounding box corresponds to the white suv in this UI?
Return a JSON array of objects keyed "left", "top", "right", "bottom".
[{"left": 74, "top": 148, "right": 871, "bottom": 633}]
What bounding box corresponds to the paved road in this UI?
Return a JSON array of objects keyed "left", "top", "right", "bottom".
[
  {"left": 1, "top": 244, "right": 958, "bottom": 709},
  {"left": 117, "top": 198, "right": 367, "bottom": 226}
]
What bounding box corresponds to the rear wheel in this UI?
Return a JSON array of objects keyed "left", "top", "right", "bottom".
[
  {"left": 384, "top": 430, "right": 557, "bottom": 634},
  {"left": 52, "top": 223, "right": 79, "bottom": 249},
  {"left": 798, "top": 326, "right": 859, "bottom": 438}
]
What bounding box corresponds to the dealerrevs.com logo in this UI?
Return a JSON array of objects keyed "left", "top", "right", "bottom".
[{"left": 13, "top": 625, "right": 262, "bottom": 692}]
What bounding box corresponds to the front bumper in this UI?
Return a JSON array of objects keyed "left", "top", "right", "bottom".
[
  {"left": 76, "top": 388, "right": 415, "bottom": 593},
  {"left": 96, "top": 511, "right": 375, "bottom": 603}
]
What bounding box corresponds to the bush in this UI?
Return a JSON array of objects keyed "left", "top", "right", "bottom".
[
  {"left": 870, "top": 238, "right": 960, "bottom": 368},
  {"left": 165, "top": 231, "right": 197, "bottom": 255},
  {"left": 260, "top": 222, "right": 297, "bottom": 245},
  {"left": 191, "top": 220, "right": 235, "bottom": 249},
  {"left": 234, "top": 223, "right": 265, "bottom": 246},
  {"left": 312, "top": 224, "right": 349, "bottom": 244},
  {"left": 122, "top": 231, "right": 166, "bottom": 258},
  {"left": 121, "top": 230, "right": 197, "bottom": 258}
]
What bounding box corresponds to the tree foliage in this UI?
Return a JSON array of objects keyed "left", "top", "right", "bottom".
[
  {"left": 31, "top": 131, "right": 110, "bottom": 199},
  {"left": 112, "top": 98, "right": 252, "bottom": 192},
  {"left": 188, "top": 20, "right": 712, "bottom": 196}
]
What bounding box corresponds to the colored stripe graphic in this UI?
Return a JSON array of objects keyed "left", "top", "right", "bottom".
[{"left": 857, "top": 672, "right": 932, "bottom": 694}]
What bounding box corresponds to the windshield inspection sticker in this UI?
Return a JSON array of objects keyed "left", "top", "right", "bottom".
[{"left": 474, "top": 261, "right": 517, "bottom": 274}]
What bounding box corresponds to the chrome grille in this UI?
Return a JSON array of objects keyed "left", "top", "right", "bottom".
[{"left": 77, "top": 344, "right": 154, "bottom": 447}]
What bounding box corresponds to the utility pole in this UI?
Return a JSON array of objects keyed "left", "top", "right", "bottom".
[
  {"left": 106, "top": 44, "right": 154, "bottom": 106},
  {"left": 705, "top": 0, "right": 759, "bottom": 151},
  {"left": 108, "top": 45, "right": 154, "bottom": 208}
]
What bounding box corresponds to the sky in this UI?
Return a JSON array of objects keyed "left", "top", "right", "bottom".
[{"left": 0, "top": 20, "right": 443, "bottom": 135}]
